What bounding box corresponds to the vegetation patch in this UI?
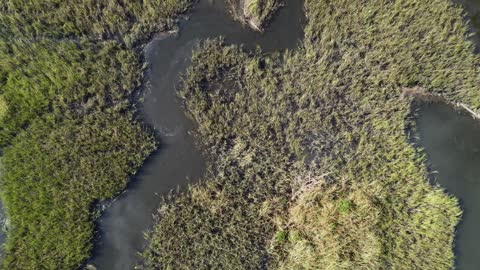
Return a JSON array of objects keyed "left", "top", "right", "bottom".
[
  {"left": 143, "top": 0, "right": 478, "bottom": 269},
  {"left": 278, "top": 177, "right": 384, "bottom": 270},
  {"left": 0, "top": 0, "right": 194, "bottom": 47},
  {"left": 277, "top": 173, "right": 460, "bottom": 270},
  {"left": 227, "top": 0, "right": 282, "bottom": 31},
  {"left": 0, "top": 0, "right": 194, "bottom": 268},
  {"left": 0, "top": 40, "right": 142, "bottom": 146},
  {"left": 1, "top": 112, "right": 155, "bottom": 269}
]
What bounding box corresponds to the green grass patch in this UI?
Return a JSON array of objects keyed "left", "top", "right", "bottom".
[
  {"left": 338, "top": 199, "right": 353, "bottom": 214},
  {"left": 1, "top": 112, "right": 155, "bottom": 269},
  {"left": 0, "top": 0, "right": 194, "bottom": 47},
  {"left": 0, "top": 39, "right": 142, "bottom": 146},
  {"left": 275, "top": 230, "right": 288, "bottom": 243},
  {"left": 0, "top": 0, "right": 194, "bottom": 268}
]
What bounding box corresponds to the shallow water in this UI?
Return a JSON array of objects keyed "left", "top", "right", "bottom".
[
  {"left": 88, "top": 0, "right": 304, "bottom": 269},
  {"left": 414, "top": 102, "right": 480, "bottom": 270}
]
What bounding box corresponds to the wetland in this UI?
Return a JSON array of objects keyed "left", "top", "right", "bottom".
[{"left": 1, "top": 0, "right": 480, "bottom": 269}]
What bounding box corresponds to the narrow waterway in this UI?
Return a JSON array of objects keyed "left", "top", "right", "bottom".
[{"left": 87, "top": 0, "right": 304, "bottom": 269}]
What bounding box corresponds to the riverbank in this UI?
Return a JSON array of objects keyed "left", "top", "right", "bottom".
[
  {"left": 0, "top": 1, "right": 194, "bottom": 268},
  {"left": 143, "top": 0, "right": 480, "bottom": 269}
]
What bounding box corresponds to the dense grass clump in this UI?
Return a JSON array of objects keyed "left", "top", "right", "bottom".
[
  {"left": 227, "top": 0, "right": 281, "bottom": 31},
  {"left": 279, "top": 177, "right": 384, "bottom": 270},
  {"left": 0, "top": 0, "right": 193, "bottom": 47},
  {"left": 0, "top": 40, "right": 142, "bottom": 146},
  {"left": 0, "top": 0, "right": 193, "bottom": 268},
  {"left": 279, "top": 172, "right": 460, "bottom": 269},
  {"left": 143, "top": 0, "right": 478, "bottom": 269}
]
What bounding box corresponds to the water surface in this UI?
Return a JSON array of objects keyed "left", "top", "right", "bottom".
[{"left": 415, "top": 102, "right": 480, "bottom": 270}]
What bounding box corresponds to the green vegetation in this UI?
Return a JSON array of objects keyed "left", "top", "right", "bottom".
[
  {"left": 0, "top": 0, "right": 193, "bottom": 268},
  {"left": 0, "top": 0, "right": 193, "bottom": 47},
  {"left": 1, "top": 112, "right": 155, "bottom": 269},
  {"left": 279, "top": 175, "right": 460, "bottom": 270},
  {"left": 227, "top": 0, "right": 281, "bottom": 31},
  {"left": 143, "top": 0, "right": 479, "bottom": 269},
  {"left": 280, "top": 178, "right": 384, "bottom": 270},
  {"left": 0, "top": 40, "right": 142, "bottom": 146}
]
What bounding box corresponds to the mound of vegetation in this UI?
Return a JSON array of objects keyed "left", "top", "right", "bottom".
[
  {"left": 143, "top": 0, "right": 478, "bottom": 269},
  {"left": 227, "top": 0, "right": 281, "bottom": 31},
  {"left": 278, "top": 173, "right": 459, "bottom": 270},
  {"left": 279, "top": 178, "right": 384, "bottom": 270},
  {"left": 0, "top": 0, "right": 193, "bottom": 268}
]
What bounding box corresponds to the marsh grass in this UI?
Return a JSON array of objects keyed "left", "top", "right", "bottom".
[
  {"left": 278, "top": 176, "right": 384, "bottom": 270},
  {"left": 143, "top": 0, "right": 477, "bottom": 269},
  {"left": 0, "top": 40, "right": 142, "bottom": 146},
  {"left": 1, "top": 112, "right": 156, "bottom": 269},
  {"left": 0, "top": 0, "right": 194, "bottom": 268},
  {"left": 0, "top": 0, "right": 194, "bottom": 47}
]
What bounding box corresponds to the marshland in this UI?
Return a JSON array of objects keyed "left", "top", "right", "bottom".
[{"left": 0, "top": 0, "right": 480, "bottom": 269}]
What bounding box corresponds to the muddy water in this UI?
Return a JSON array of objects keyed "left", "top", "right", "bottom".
[
  {"left": 414, "top": 102, "right": 480, "bottom": 270},
  {"left": 88, "top": 0, "right": 304, "bottom": 269}
]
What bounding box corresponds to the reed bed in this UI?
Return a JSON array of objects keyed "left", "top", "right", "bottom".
[{"left": 0, "top": 0, "right": 194, "bottom": 268}]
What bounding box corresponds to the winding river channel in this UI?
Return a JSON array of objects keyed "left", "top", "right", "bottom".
[{"left": 88, "top": 0, "right": 304, "bottom": 268}]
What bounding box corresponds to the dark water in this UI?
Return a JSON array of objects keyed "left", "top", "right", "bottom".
[
  {"left": 415, "top": 102, "right": 480, "bottom": 270},
  {"left": 88, "top": 0, "right": 304, "bottom": 269}
]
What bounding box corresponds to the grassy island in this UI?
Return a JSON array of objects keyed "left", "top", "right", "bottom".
[
  {"left": 0, "top": 0, "right": 194, "bottom": 268},
  {"left": 227, "top": 0, "right": 281, "bottom": 31},
  {"left": 142, "top": 0, "right": 480, "bottom": 269}
]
